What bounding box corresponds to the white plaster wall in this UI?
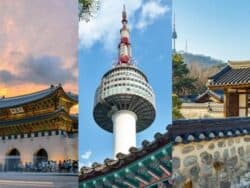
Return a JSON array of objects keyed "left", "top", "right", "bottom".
[
  {"left": 181, "top": 108, "right": 224, "bottom": 119},
  {"left": 0, "top": 133, "right": 77, "bottom": 169}
]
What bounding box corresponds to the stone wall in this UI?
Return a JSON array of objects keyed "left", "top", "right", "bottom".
[{"left": 172, "top": 135, "right": 250, "bottom": 188}]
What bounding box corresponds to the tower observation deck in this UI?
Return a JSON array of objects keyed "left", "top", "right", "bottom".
[{"left": 93, "top": 6, "right": 156, "bottom": 157}]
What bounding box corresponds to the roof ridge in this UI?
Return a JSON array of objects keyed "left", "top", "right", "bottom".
[{"left": 0, "top": 85, "right": 58, "bottom": 100}]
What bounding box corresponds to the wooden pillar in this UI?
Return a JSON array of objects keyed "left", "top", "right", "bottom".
[
  {"left": 224, "top": 89, "right": 228, "bottom": 117},
  {"left": 239, "top": 91, "right": 247, "bottom": 117}
]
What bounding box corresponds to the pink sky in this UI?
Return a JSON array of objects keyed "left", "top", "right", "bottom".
[{"left": 0, "top": 0, "right": 78, "bottom": 97}]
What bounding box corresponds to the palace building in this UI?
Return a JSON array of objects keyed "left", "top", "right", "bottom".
[{"left": 0, "top": 84, "right": 78, "bottom": 171}]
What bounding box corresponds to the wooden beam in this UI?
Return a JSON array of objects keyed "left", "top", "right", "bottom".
[
  {"left": 135, "top": 175, "right": 148, "bottom": 185},
  {"left": 159, "top": 164, "right": 171, "bottom": 177},
  {"left": 123, "top": 181, "right": 136, "bottom": 188}
]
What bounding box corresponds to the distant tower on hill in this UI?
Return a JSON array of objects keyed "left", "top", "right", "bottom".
[
  {"left": 172, "top": 13, "right": 177, "bottom": 52},
  {"left": 93, "top": 6, "right": 156, "bottom": 158}
]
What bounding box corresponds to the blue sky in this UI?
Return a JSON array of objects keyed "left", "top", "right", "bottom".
[
  {"left": 174, "top": 0, "right": 250, "bottom": 61},
  {"left": 79, "top": 0, "right": 172, "bottom": 167}
]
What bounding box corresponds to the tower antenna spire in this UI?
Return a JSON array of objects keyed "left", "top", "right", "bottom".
[
  {"left": 122, "top": 4, "right": 127, "bottom": 23},
  {"left": 118, "top": 5, "right": 132, "bottom": 65}
]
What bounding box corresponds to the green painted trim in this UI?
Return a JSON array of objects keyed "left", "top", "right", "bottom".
[{"left": 80, "top": 142, "right": 173, "bottom": 187}]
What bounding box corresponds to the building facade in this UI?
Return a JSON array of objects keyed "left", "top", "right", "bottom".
[
  {"left": 208, "top": 61, "right": 250, "bottom": 117},
  {"left": 0, "top": 85, "right": 78, "bottom": 171}
]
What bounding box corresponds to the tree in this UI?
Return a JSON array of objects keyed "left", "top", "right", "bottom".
[
  {"left": 172, "top": 53, "right": 197, "bottom": 119},
  {"left": 172, "top": 53, "right": 197, "bottom": 97},
  {"left": 79, "top": 0, "right": 100, "bottom": 21},
  {"left": 172, "top": 94, "right": 183, "bottom": 120}
]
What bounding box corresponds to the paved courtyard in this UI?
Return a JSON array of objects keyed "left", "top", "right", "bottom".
[{"left": 0, "top": 172, "right": 78, "bottom": 188}]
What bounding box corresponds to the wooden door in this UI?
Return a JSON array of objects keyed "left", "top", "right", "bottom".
[{"left": 227, "top": 93, "right": 239, "bottom": 117}]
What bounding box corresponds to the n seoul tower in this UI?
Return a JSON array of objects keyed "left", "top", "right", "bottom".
[{"left": 93, "top": 6, "right": 156, "bottom": 157}]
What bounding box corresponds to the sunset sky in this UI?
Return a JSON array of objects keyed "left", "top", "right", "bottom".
[{"left": 0, "top": 0, "right": 78, "bottom": 97}]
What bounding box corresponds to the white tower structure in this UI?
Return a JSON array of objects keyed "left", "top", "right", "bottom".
[{"left": 93, "top": 6, "right": 156, "bottom": 158}]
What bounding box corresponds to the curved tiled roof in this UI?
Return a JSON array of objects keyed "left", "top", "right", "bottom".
[
  {"left": 208, "top": 61, "right": 250, "bottom": 87},
  {"left": 168, "top": 117, "right": 250, "bottom": 143},
  {"left": 195, "top": 89, "right": 223, "bottom": 103},
  {"left": 0, "top": 85, "right": 78, "bottom": 109},
  {"left": 79, "top": 132, "right": 171, "bottom": 182},
  {"left": 0, "top": 109, "right": 73, "bottom": 128}
]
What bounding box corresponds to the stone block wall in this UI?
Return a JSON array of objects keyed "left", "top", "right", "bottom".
[{"left": 172, "top": 135, "right": 250, "bottom": 188}]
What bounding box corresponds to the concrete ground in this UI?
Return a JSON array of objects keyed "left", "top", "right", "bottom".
[{"left": 0, "top": 172, "right": 78, "bottom": 188}]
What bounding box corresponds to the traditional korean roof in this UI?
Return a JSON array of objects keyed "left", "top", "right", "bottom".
[
  {"left": 208, "top": 61, "right": 250, "bottom": 88},
  {"left": 168, "top": 117, "right": 250, "bottom": 143},
  {"left": 195, "top": 89, "right": 223, "bottom": 103},
  {"left": 0, "top": 85, "right": 78, "bottom": 109},
  {"left": 0, "top": 108, "right": 73, "bottom": 128},
  {"left": 180, "top": 94, "right": 197, "bottom": 103},
  {"left": 79, "top": 132, "right": 172, "bottom": 187}
]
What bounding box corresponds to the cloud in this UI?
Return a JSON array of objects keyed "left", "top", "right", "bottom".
[
  {"left": 20, "top": 55, "right": 77, "bottom": 84},
  {"left": 0, "top": 0, "right": 78, "bottom": 95},
  {"left": 79, "top": 0, "right": 142, "bottom": 50},
  {"left": 79, "top": 162, "right": 93, "bottom": 170},
  {"left": 136, "top": 1, "right": 170, "bottom": 29},
  {"left": 79, "top": 0, "right": 170, "bottom": 50},
  {"left": 81, "top": 151, "right": 92, "bottom": 160},
  {"left": 0, "top": 55, "right": 76, "bottom": 85},
  {"left": 0, "top": 70, "right": 17, "bottom": 83}
]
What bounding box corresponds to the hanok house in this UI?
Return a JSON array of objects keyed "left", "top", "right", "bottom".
[
  {"left": 208, "top": 61, "right": 250, "bottom": 117},
  {"left": 180, "top": 90, "right": 224, "bottom": 119},
  {"left": 0, "top": 85, "right": 78, "bottom": 171}
]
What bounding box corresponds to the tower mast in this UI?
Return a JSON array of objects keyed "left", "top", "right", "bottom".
[
  {"left": 93, "top": 6, "right": 156, "bottom": 158},
  {"left": 118, "top": 5, "right": 132, "bottom": 64}
]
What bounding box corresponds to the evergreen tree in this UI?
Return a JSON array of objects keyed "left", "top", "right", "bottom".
[
  {"left": 172, "top": 53, "right": 197, "bottom": 97},
  {"left": 79, "top": 0, "right": 99, "bottom": 21},
  {"left": 172, "top": 94, "right": 183, "bottom": 120},
  {"left": 172, "top": 53, "right": 197, "bottom": 119}
]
